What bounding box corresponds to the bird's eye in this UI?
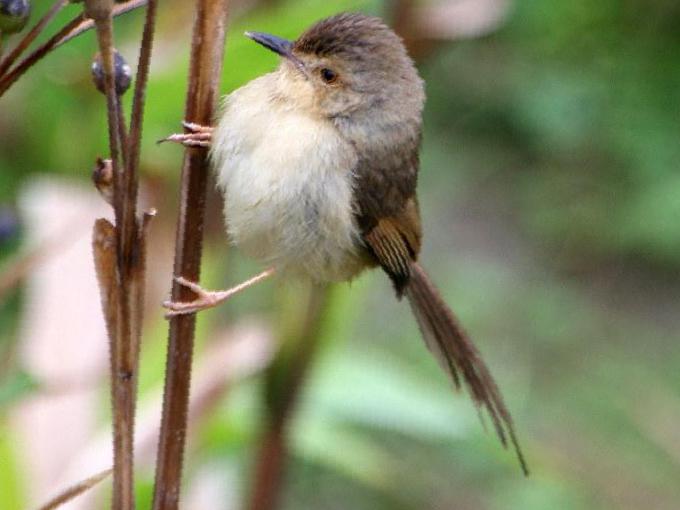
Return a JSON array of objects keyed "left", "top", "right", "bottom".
[{"left": 320, "top": 67, "right": 337, "bottom": 84}]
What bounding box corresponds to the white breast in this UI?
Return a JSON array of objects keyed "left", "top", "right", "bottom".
[{"left": 211, "top": 74, "right": 365, "bottom": 282}]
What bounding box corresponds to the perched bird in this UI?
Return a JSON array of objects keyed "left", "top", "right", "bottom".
[{"left": 163, "top": 12, "right": 527, "bottom": 473}]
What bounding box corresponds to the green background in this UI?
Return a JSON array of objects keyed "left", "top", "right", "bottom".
[{"left": 1, "top": 0, "right": 680, "bottom": 508}]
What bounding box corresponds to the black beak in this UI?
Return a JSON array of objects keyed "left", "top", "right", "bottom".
[{"left": 245, "top": 31, "right": 294, "bottom": 58}]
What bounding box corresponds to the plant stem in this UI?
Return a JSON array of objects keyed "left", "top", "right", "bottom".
[
  {"left": 151, "top": 0, "right": 229, "bottom": 508},
  {"left": 124, "top": 0, "right": 157, "bottom": 261},
  {"left": 36, "top": 468, "right": 113, "bottom": 510},
  {"left": 88, "top": 2, "right": 138, "bottom": 504},
  {"left": 88, "top": 0, "right": 158, "bottom": 506}
]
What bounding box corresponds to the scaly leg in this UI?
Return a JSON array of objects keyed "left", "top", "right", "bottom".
[
  {"left": 163, "top": 268, "right": 275, "bottom": 318},
  {"left": 158, "top": 121, "right": 214, "bottom": 148}
]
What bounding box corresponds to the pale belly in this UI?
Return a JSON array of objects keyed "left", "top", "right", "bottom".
[{"left": 211, "top": 89, "right": 366, "bottom": 282}]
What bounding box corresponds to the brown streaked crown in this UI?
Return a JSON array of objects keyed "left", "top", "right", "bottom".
[{"left": 293, "top": 13, "right": 403, "bottom": 59}]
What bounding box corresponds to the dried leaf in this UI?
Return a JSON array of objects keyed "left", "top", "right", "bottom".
[{"left": 92, "top": 218, "right": 118, "bottom": 339}]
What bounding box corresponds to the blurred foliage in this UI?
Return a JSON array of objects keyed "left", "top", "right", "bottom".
[{"left": 2, "top": 0, "right": 680, "bottom": 509}]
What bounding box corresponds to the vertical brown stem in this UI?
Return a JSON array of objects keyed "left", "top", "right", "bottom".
[
  {"left": 117, "top": 101, "right": 129, "bottom": 172},
  {"left": 248, "top": 285, "right": 331, "bottom": 510},
  {"left": 90, "top": 0, "right": 158, "bottom": 507},
  {"left": 151, "top": 0, "right": 229, "bottom": 508},
  {"left": 124, "top": 0, "right": 157, "bottom": 261},
  {"left": 248, "top": 423, "right": 287, "bottom": 510},
  {"left": 88, "top": 4, "right": 132, "bottom": 505}
]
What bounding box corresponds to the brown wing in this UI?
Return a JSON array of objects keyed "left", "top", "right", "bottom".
[{"left": 353, "top": 148, "right": 422, "bottom": 296}]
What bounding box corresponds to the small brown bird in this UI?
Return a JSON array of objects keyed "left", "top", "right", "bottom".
[{"left": 164, "top": 12, "right": 527, "bottom": 473}]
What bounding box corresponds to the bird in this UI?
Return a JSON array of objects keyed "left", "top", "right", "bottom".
[{"left": 162, "top": 12, "right": 527, "bottom": 474}]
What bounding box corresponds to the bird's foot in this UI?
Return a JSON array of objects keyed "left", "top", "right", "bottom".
[
  {"left": 158, "top": 121, "right": 213, "bottom": 148},
  {"left": 163, "top": 268, "right": 275, "bottom": 318},
  {"left": 162, "top": 277, "right": 225, "bottom": 317}
]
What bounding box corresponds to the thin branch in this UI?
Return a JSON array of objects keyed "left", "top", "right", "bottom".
[
  {"left": 123, "top": 0, "right": 157, "bottom": 266},
  {"left": 151, "top": 0, "right": 230, "bottom": 507},
  {"left": 248, "top": 425, "right": 286, "bottom": 510},
  {"left": 117, "top": 100, "right": 130, "bottom": 168},
  {"left": 87, "top": 1, "right": 136, "bottom": 508},
  {"left": 107, "top": 0, "right": 161, "bottom": 501},
  {"left": 87, "top": 1, "right": 157, "bottom": 509},
  {"left": 0, "top": 0, "right": 147, "bottom": 97},
  {"left": 0, "top": 0, "right": 68, "bottom": 77},
  {"left": 36, "top": 469, "right": 113, "bottom": 510},
  {"left": 0, "top": 16, "right": 81, "bottom": 97},
  {"left": 56, "top": 0, "right": 147, "bottom": 47}
]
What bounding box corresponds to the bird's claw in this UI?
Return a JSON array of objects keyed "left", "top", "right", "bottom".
[
  {"left": 162, "top": 268, "right": 275, "bottom": 319},
  {"left": 158, "top": 121, "right": 213, "bottom": 147},
  {"left": 162, "top": 276, "right": 220, "bottom": 318}
]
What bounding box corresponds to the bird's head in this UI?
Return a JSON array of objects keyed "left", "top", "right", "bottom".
[{"left": 246, "top": 13, "right": 424, "bottom": 121}]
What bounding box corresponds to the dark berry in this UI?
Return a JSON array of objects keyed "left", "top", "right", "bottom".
[
  {"left": 91, "top": 49, "right": 132, "bottom": 96},
  {"left": 0, "top": 0, "right": 31, "bottom": 34}
]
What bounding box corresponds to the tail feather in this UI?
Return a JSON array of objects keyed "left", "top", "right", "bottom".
[{"left": 406, "top": 262, "right": 528, "bottom": 475}]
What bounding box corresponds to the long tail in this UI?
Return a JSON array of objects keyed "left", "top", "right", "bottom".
[{"left": 405, "top": 262, "right": 528, "bottom": 474}]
